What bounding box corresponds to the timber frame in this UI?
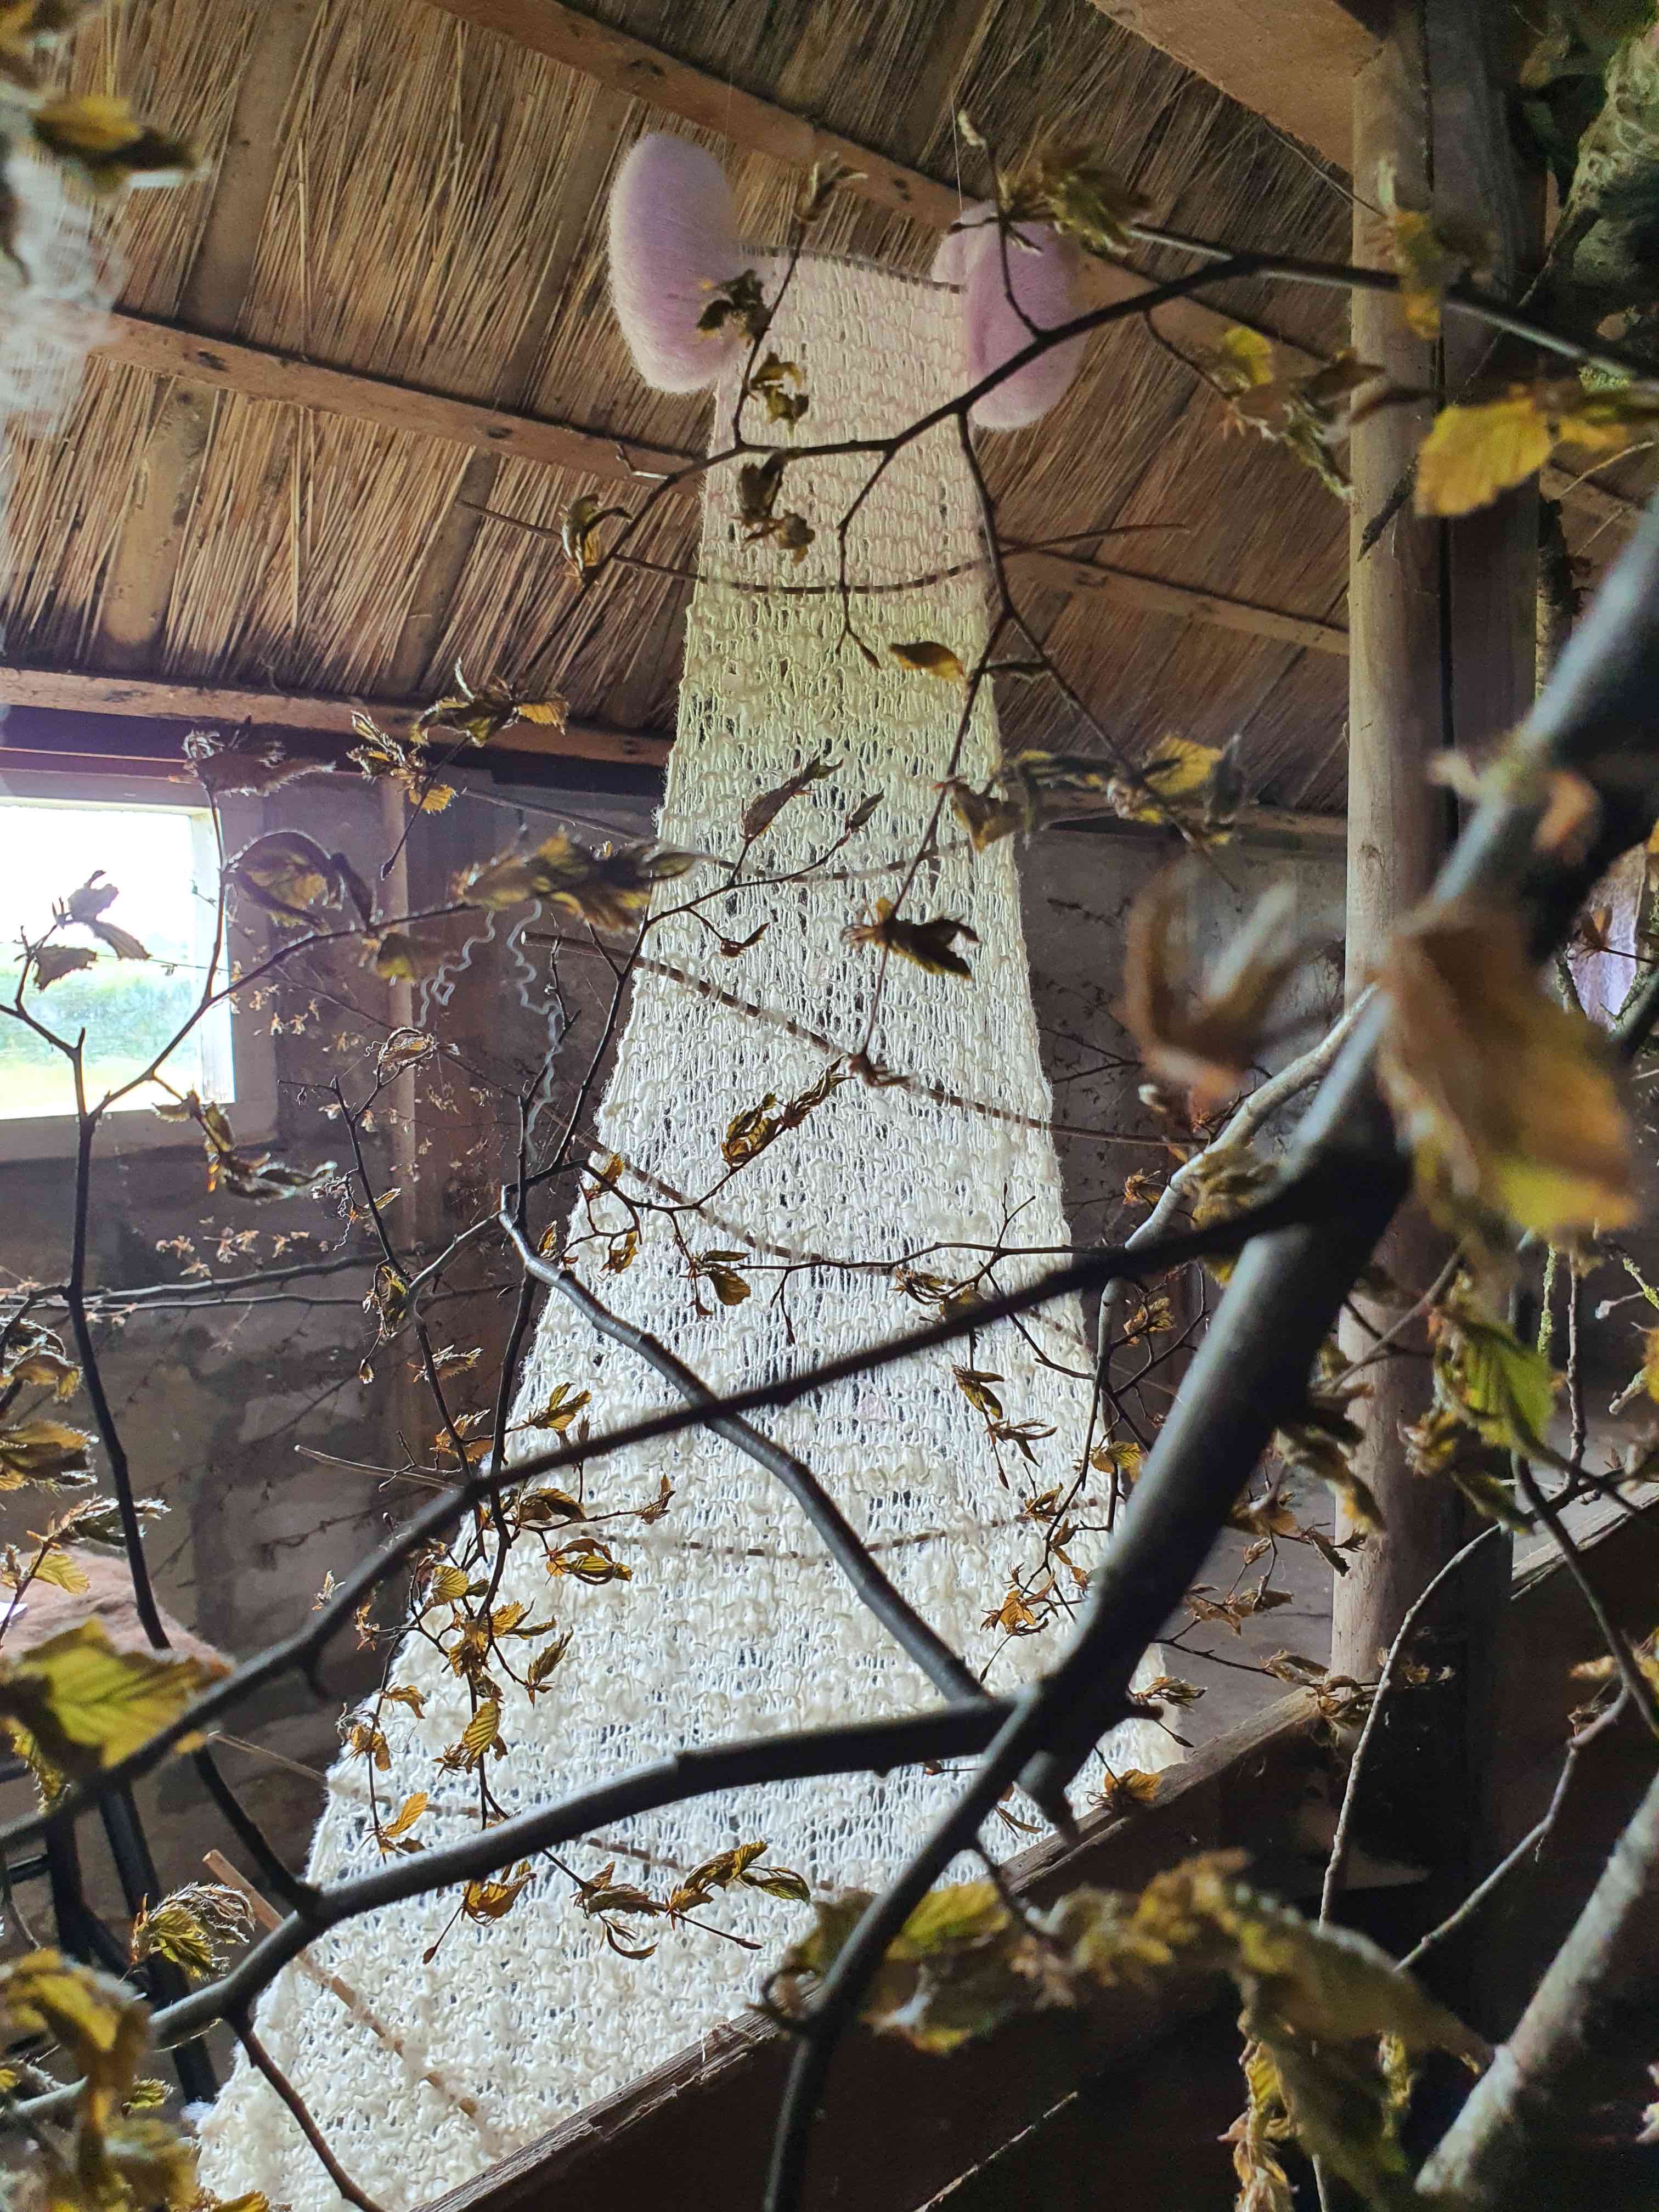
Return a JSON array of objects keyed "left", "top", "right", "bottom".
[{"left": 0, "top": 0, "right": 1638, "bottom": 785}]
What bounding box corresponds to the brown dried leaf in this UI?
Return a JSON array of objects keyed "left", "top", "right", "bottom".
[
  {"left": 1124, "top": 867, "right": 1302, "bottom": 1109},
  {"left": 1376, "top": 899, "right": 1635, "bottom": 1238},
  {"left": 845, "top": 898, "right": 977, "bottom": 979}
]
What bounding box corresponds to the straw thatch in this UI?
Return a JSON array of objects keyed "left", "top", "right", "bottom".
[{"left": 0, "top": 0, "right": 1639, "bottom": 814}]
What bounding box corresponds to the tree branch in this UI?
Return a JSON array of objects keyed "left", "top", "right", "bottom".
[
  {"left": 498, "top": 1210, "right": 985, "bottom": 1706},
  {"left": 1415, "top": 1763, "right": 1659, "bottom": 2207},
  {"left": 0, "top": 1187, "right": 1325, "bottom": 1859}
]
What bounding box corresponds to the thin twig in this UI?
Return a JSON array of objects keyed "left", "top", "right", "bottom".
[
  {"left": 227, "top": 2010, "right": 387, "bottom": 2212},
  {"left": 1400, "top": 1689, "right": 1632, "bottom": 1972},
  {"left": 498, "top": 1211, "right": 984, "bottom": 1705},
  {"left": 1319, "top": 1527, "right": 1501, "bottom": 1922}
]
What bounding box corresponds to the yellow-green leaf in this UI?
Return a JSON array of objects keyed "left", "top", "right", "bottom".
[
  {"left": 889, "top": 640, "right": 966, "bottom": 684},
  {"left": 1415, "top": 393, "right": 1553, "bottom": 517},
  {"left": 380, "top": 1791, "right": 428, "bottom": 1844},
  {"left": 1377, "top": 899, "right": 1635, "bottom": 1239},
  {"left": 0, "top": 1418, "right": 95, "bottom": 1491},
  {"left": 845, "top": 899, "right": 978, "bottom": 979},
  {"left": 460, "top": 1700, "right": 501, "bottom": 1758},
  {"left": 33, "top": 93, "right": 199, "bottom": 192},
  {"left": 0, "top": 1621, "right": 224, "bottom": 1781}
]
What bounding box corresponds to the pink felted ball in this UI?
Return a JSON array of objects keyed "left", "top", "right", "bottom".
[
  {"left": 608, "top": 134, "right": 750, "bottom": 392},
  {"left": 932, "top": 201, "right": 1085, "bottom": 430}
]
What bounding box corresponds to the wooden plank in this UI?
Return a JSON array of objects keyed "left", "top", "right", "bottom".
[
  {"left": 1087, "top": 0, "right": 1379, "bottom": 170},
  {"left": 0, "top": 665, "right": 670, "bottom": 768},
  {"left": 1020, "top": 548, "right": 1349, "bottom": 654},
  {"left": 420, "top": 0, "right": 963, "bottom": 228},
  {"left": 88, "top": 0, "right": 323, "bottom": 669},
  {"left": 91, "top": 319, "right": 1355, "bottom": 658},
  {"left": 421, "top": 1695, "right": 1329, "bottom": 2212},
  {"left": 417, "top": 1493, "right": 1631, "bottom": 2212},
  {"left": 0, "top": 686, "right": 1345, "bottom": 853},
  {"left": 96, "top": 313, "right": 691, "bottom": 485}
]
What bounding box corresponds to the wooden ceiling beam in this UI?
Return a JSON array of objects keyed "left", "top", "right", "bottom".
[
  {"left": 411, "top": 0, "right": 1635, "bottom": 545},
  {"left": 0, "top": 665, "right": 670, "bottom": 768},
  {"left": 98, "top": 307, "right": 1632, "bottom": 546},
  {"left": 1085, "top": 1, "right": 1381, "bottom": 172},
  {"left": 87, "top": 0, "right": 323, "bottom": 672},
  {"left": 96, "top": 312, "right": 691, "bottom": 483},
  {"left": 419, "top": 0, "right": 962, "bottom": 227},
  {"left": 413, "top": 0, "right": 1282, "bottom": 371},
  {"left": 0, "top": 667, "right": 1344, "bottom": 849},
  {"left": 89, "top": 315, "right": 1353, "bottom": 658}
]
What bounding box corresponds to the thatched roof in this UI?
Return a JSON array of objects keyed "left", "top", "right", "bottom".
[{"left": 0, "top": 0, "right": 1641, "bottom": 811}]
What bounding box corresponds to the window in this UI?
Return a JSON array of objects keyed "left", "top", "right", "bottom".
[{"left": 0, "top": 778, "right": 275, "bottom": 1159}]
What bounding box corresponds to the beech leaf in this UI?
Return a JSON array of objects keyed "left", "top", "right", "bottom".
[{"left": 1376, "top": 898, "right": 1635, "bottom": 1239}]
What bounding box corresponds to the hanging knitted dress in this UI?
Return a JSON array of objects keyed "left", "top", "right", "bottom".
[{"left": 199, "top": 140, "right": 1172, "bottom": 2211}]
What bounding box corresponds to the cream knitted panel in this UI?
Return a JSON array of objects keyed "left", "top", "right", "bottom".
[{"left": 199, "top": 256, "right": 1171, "bottom": 2210}]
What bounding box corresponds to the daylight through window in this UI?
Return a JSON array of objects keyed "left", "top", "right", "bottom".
[{"left": 0, "top": 795, "right": 233, "bottom": 1121}]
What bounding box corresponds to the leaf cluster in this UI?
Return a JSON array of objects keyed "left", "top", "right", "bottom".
[{"left": 771, "top": 1853, "right": 1483, "bottom": 2204}]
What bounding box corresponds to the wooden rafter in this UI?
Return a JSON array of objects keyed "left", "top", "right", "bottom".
[
  {"left": 404, "top": 0, "right": 1636, "bottom": 539},
  {"left": 413, "top": 0, "right": 1307, "bottom": 373},
  {"left": 95, "top": 313, "right": 690, "bottom": 483},
  {"left": 0, "top": 663, "right": 1348, "bottom": 848},
  {"left": 0, "top": 666, "right": 669, "bottom": 767},
  {"left": 88, "top": 0, "right": 323, "bottom": 671},
  {"left": 419, "top": 0, "right": 962, "bottom": 226},
  {"left": 1086, "top": 1, "right": 1381, "bottom": 171},
  {"left": 87, "top": 315, "right": 1353, "bottom": 658},
  {"left": 66, "top": 0, "right": 1630, "bottom": 747}
]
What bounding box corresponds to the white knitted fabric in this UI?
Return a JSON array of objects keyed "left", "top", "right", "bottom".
[{"left": 200, "top": 254, "right": 1171, "bottom": 2209}]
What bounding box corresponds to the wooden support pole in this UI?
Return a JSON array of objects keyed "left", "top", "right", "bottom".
[{"left": 1334, "top": 0, "right": 1534, "bottom": 1903}]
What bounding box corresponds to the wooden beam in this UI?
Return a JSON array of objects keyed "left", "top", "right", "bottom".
[
  {"left": 88, "top": 318, "right": 1352, "bottom": 660},
  {"left": 420, "top": 0, "right": 962, "bottom": 227},
  {"left": 88, "top": 0, "right": 322, "bottom": 670},
  {"left": 96, "top": 313, "right": 691, "bottom": 485},
  {"left": 0, "top": 665, "right": 670, "bottom": 768},
  {"left": 410, "top": 1502, "right": 1625, "bottom": 2212},
  {"left": 1086, "top": 0, "right": 1379, "bottom": 171},
  {"left": 0, "top": 674, "right": 1347, "bottom": 853},
  {"left": 424, "top": 1695, "right": 1330, "bottom": 2212},
  {"left": 1020, "top": 548, "right": 1349, "bottom": 654},
  {"left": 410, "top": 0, "right": 1635, "bottom": 543},
  {"left": 406, "top": 0, "right": 1268, "bottom": 373},
  {"left": 887, "top": 0, "right": 998, "bottom": 159}
]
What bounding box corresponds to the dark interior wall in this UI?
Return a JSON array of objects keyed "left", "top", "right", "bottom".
[
  {"left": 1021, "top": 828, "right": 1346, "bottom": 1235},
  {"left": 0, "top": 765, "right": 658, "bottom": 1924}
]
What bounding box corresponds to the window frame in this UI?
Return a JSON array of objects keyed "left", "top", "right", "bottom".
[{"left": 0, "top": 765, "right": 278, "bottom": 1163}]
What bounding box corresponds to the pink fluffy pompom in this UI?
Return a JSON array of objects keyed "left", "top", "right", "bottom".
[
  {"left": 932, "top": 201, "right": 1084, "bottom": 430},
  {"left": 609, "top": 135, "right": 750, "bottom": 392}
]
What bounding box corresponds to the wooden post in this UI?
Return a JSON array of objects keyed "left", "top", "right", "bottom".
[{"left": 1334, "top": 0, "right": 1536, "bottom": 1894}]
